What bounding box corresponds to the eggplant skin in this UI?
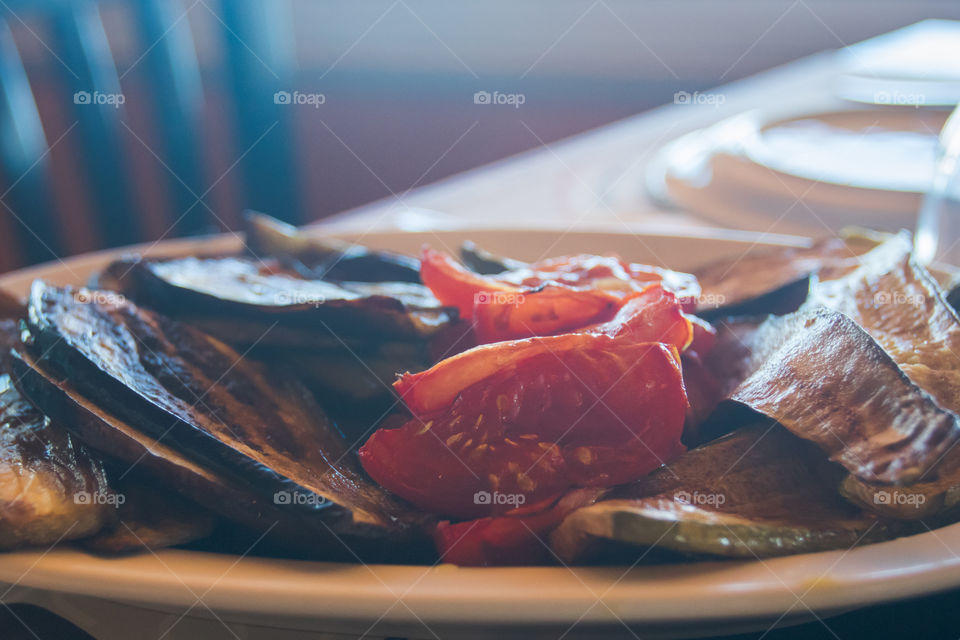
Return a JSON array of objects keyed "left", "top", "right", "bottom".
[
  {"left": 22, "top": 282, "right": 428, "bottom": 549},
  {"left": 12, "top": 349, "right": 431, "bottom": 560},
  {"left": 129, "top": 256, "right": 454, "bottom": 340},
  {"left": 459, "top": 241, "right": 525, "bottom": 275},
  {"left": 0, "top": 322, "right": 114, "bottom": 550},
  {"left": 693, "top": 235, "right": 879, "bottom": 318},
  {"left": 243, "top": 211, "right": 422, "bottom": 283}
]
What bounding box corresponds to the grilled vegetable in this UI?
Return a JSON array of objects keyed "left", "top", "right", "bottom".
[
  {"left": 459, "top": 241, "right": 525, "bottom": 275},
  {"left": 805, "top": 234, "right": 960, "bottom": 517},
  {"left": 693, "top": 233, "right": 881, "bottom": 319},
  {"left": 79, "top": 471, "right": 216, "bottom": 554},
  {"left": 128, "top": 256, "right": 454, "bottom": 341},
  {"left": 421, "top": 247, "right": 699, "bottom": 342},
  {"left": 808, "top": 233, "right": 960, "bottom": 415},
  {"left": 243, "top": 211, "right": 421, "bottom": 282},
  {"left": 257, "top": 346, "right": 428, "bottom": 433},
  {"left": 362, "top": 291, "right": 691, "bottom": 520},
  {"left": 0, "top": 321, "right": 114, "bottom": 550},
  {"left": 434, "top": 487, "right": 606, "bottom": 566},
  {"left": 725, "top": 307, "right": 960, "bottom": 486},
  {"left": 12, "top": 348, "right": 335, "bottom": 554},
  {"left": 550, "top": 423, "right": 911, "bottom": 562},
  {"left": 20, "top": 282, "right": 428, "bottom": 555}
]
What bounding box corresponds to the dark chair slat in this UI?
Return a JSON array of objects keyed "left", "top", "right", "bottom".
[
  {"left": 130, "top": 0, "right": 208, "bottom": 237},
  {"left": 50, "top": 0, "right": 141, "bottom": 247},
  {"left": 217, "top": 0, "right": 303, "bottom": 224},
  {"left": 0, "top": 17, "right": 61, "bottom": 266}
]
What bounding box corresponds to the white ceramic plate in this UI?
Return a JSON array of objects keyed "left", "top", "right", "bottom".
[
  {"left": 646, "top": 108, "right": 949, "bottom": 237},
  {"left": 1, "top": 228, "right": 959, "bottom": 640}
]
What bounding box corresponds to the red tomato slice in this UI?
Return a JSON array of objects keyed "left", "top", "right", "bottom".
[
  {"left": 359, "top": 340, "right": 687, "bottom": 519},
  {"left": 396, "top": 284, "right": 692, "bottom": 417},
  {"left": 433, "top": 488, "right": 605, "bottom": 566},
  {"left": 359, "top": 419, "right": 568, "bottom": 520},
  {"left": 583, "top": 285, "right": 694, "bottom": 350},
  {"left": 420, "top": 247, "right": 516, "bottom": 318},
  {"left": 686, "top": 314, "right": 717, "bottom": 356},
  {"left": 472, "top": 285, "right": 621, "bottom": 344},
  {"left": 419, "top": 247, "right": 702, "bottom": 342}
]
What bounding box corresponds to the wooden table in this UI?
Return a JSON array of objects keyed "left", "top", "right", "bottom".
[{"left": 320, "top": 50, "right": 845, "bottom": 239}]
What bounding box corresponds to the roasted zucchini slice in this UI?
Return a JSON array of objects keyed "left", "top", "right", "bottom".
[{"left": 551, "top": 424, "right": 911, "bottom": 562}]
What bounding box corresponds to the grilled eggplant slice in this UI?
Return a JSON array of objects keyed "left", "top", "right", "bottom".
[
  {"left": 693, "top": 234, "right": 880, "bottom": 319},
  {"left": 79, "top": 472, "right": 215, "bottom": 554},
  {"left": 550, "top": 423, "right": 910, "bottom": 562},
  {"left": 244, "top": 211, "right": 421, "bottom": 282},
  {"left": 127, "top": 256, "right": 454, "bottom": 341},
  {"left": 804, "top": 234, "right": 960, "bottom": 517},
  {"left": 724, "top": 307, "right": 960, "bottom": 486},
  {"left": 12, "top": 348, "right": 343, "bottom": 554},
  {"left": 0, "top": 321, "right": 114, "bottom": 550},
  {"left": 459, "top": 241, "right": 525, "bottom": 275},
  {"left": 808, "top": 233, "right": 960, "bottom": 415},
  {"left": 21, "top": 282, "right": 427, "bottom": 554}
]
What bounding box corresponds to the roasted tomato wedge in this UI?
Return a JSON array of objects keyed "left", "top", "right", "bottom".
[
  {"left": 472, "top": 286, "right": 622, "bottom": 345},
  {"left": 395, "top": 285, "right": 692, "bottom": 417},
  {"left": 419, "top": 247, "right": 700, "bottom": 342},
  {"left": 359, "top": 337, "right": 687, "bottom": 519},
  {"left": 433, "top": 488, "right": 605, "bottom": 566}
]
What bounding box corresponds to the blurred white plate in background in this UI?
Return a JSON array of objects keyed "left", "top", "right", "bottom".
[{"left": 648, "top": 107, "right": 949, "bottom": 236}]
